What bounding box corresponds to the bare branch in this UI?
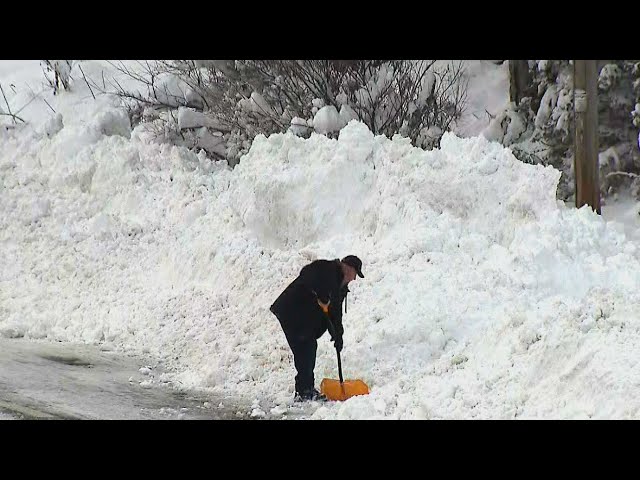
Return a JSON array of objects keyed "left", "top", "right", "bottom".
[
  {"left": 0, "top": 112, "right": 25, "bottom": 123},
  {"left": 42, "top": 97, "right": 56, "bottom": 114},
  {"left": 78, "top": 64, "right": 96, "bottom": 100},
  {"left": 606, "top": 171, "right": 640, "bottom": 179},
  {"left": 0, "top": 83, "right": 16, "bottom": 123}
]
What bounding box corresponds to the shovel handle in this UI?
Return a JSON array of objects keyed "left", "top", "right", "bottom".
[{"left": 324, "top": 311, "right": 345, "bottom": 386}]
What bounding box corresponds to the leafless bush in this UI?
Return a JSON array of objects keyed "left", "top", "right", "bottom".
[{"left": 100, "top": 60, "right": 469, "bottom": 165}]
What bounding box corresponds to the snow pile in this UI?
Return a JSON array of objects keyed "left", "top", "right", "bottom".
[{"left": 3, "top": 61, "right": 640, "bottom": 419}]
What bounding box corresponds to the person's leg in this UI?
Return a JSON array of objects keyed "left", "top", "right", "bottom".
[
  {"left": 288, "top": 336, "right": 316, "bottom": 395},
  {"left": 277, "top": 319, "right": 312, "bottom": 394},
  {"left": 276, "top": 317, "right": 324, "bottom": 400},
  {"left": 297, "top": 338, "right": 317, "bottom": 394}
]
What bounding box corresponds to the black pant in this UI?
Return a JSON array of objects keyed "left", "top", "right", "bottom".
[{"left": 280, "top": 325, "right": 318, "bottom": 394}]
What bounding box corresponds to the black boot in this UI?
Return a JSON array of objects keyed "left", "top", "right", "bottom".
[{"left": 294, "top": 388, "right": 327, "bottom": 402}]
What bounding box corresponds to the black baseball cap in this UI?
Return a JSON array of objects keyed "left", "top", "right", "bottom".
[{"left": 341, "top": 255, "right": 364, "bottom": 278}]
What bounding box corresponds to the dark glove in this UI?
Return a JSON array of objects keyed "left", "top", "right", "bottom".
[{"left": 334, "top": 335, "right": 343, "bottom": 353}]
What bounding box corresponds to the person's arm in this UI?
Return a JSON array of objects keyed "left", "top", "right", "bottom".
[{"left": 328, "top": 287, "right": 347, "bottom": 352}]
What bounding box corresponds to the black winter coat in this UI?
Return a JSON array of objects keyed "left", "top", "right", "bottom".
[{"left": 270, "top": 259, "right": 349, "bottom": 342}]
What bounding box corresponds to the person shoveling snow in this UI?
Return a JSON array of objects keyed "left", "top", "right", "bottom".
[{"left": 270, "top": 255, "right": 367, "bottom": 401}]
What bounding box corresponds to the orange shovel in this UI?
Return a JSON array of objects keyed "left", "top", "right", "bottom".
[
  {"left": 317, "top": 299, "right": 369, "bottom": 401},
  {"left": 320, "top": 348, "right": 370, "bottom": 401}
]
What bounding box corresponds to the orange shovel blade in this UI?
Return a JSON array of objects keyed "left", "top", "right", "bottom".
[{"left": 320, "top": 378, "right": 370, "bottom": 401}]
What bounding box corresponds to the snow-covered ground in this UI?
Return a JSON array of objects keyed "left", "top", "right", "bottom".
[{"left": 2, "top": 61, "right": 640, "bottom": 419}]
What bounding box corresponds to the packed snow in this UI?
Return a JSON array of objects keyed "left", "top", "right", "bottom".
[{"left": 2, "top": 61, "right": 640, "bottom": 419}]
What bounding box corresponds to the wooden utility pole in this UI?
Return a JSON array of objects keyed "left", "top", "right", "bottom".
[{"left": 573, "top": 60, "right": 601, "bottom": 214}]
